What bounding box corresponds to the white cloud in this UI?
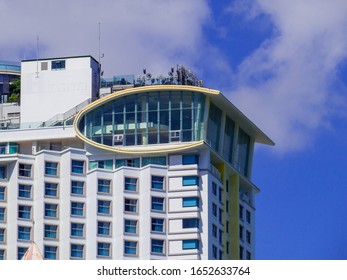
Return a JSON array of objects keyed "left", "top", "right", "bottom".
[
  {"left": 0, "top": 0, "right": 210, "bottom": 76},
  {"left": 227, "top": 0, "right": 347, "bottom": 153}
]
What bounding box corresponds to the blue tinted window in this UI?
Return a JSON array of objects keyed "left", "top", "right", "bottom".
[
  {"left": 44, "top": 245, "right": 57, "bottom": 259},
  {"left": 45, "top": 161, "right": 58, "bottom": 176},
  {"left": 51, "top": 60, "right": 65, "bottom": 70},
  {"left": 45, "top": 203, "right": 58, "bottom": 218},
  {"left": 45, "top": 182, "right": 58, "bottom": 197},
  {"left": 44, "top": 224, "right": 58, "bottom": 239},
  {"left": 182, "top": 197, "right": 199, "bottom": 207},
  {"left": 182, "top": 176, "right": 198, "bottom": 186},
  {"left": 71, "top": 181, "right": 84, "bottom": 196},
  {"left": 98, "top": 200, "right": 111, "bottom": 215},
  {"left": 151, "top": 239, "right": 164, "bottom": 254},
  {"left": 71, "top": 160, "right": 85, "bottom": 174},
  {"left": 98, "top": 221, "right": 111, "bottom": 236},
  {"left": 18, "top": 184, "right": 31, "bottom": 199},
  {"left": 182, "top": 155, "right": 199, "bottom": 165},
  {"left": 151, "top": 218, "right": 164, "bottom": 232},
  {"left": 151, "top": 197, "right": 164, "bottom": 211},
  {"left": 124, "top": 241, "right": 137, "bottom": 255},
  {"left": 18, "top": 226, "right": 31, "bottom": 240},
  {"left": 97, "top": 242, "right": 111, "bottom": 257},
  {"left": 182, "top": 239, "right": 199, "bottom": 250},
  {"left": 71, "top": 202, "right": 84, "bottom": 216},
  {"left": 124, "top": 177, "right": 137, "bottom": 192},
  {"left": 98, "top": 179, "right": 111, "bottom": 194},
  {"left": 71, "top": 223, "right": 84, "bottom": 237},
  {"left": 124, "top": 220, "right": 137, "bottom": 234},
  {"left": 0, "top": 186, "right": 5, "bottom": 200},
  {"left": 182, "top": 218, "right": 199, "bottom": 228},
  {"left": 70, "top": 244, "right": 84, "bottom": 259},
  {"left": 151, "top": 176, "right": 164, "bottom": 190}
]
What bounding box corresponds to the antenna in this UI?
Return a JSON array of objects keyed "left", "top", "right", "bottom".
[{"left": 36, "top": 35, "right": 39, "bottom": 78}]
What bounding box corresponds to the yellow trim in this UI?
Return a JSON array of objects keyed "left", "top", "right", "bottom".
[
  {"left": 73, "top": 85, "right": 217, "bottom": 154},
  {"left": 229, "top": 173, "right": 240, "bottom": 260}
]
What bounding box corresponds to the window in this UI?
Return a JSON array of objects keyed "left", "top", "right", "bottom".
[
  {"left": 18, "top": 247, "right": 28, "bottom": 260},
  {"left": 98, "top": 221, "right": 111, "bottom": 236},
  {"left": 115, "top": 158, "right": 140, "bottom": 168},
  {"left": 226, "top": 200, "right": 229, "bottom": 213},
  {"left": 240, "top": 246, "right": 244, "bottom": 260},
  {"left": 151, "top": 218, "right": 164, "bottom": 232},
  {"left": 246, "top": 251, "right": 251, "bottom": 260},
  {"left": 71, "top": 160, "right": 85, "bottom": 174},
  {"left": 45, "top": 161, "right": 58, "bottom": 176},
  {"left": 219, "top": 250, "right": 223, "bottom": 260},
  {"left": 51, "top": 60, "right": 65, "bottom": 70},
  {"left": 44, "top": 182, "right": 58, "bottom": 197},
  {"left": 124, "top": 240, "right": 137, "bottom": 255},
  {"left": 246, "top": 210, "right": 251, "bottom": 224},
  {"left": 18, "top": 184, "right": 32, "bottom": 199},
  {"left": 0, "top": 228, "right": 5, "bottom": 243},
  {"left": 239, "top": 205, "right": 244, "bottom": 220},
  {"left": 246, "top": 230, "right": 251, "bottom": 244},
  {"left": 0, "top": 144, "right": 5, "bottom": 154},
  {"left": 142, "top": 156, "right": 166, "bottom": 167},
  {"left": 182, "top": 197, "right": 199, "bottom": 207},
  {"left": 0, "top": 186, "right": 6, "bottom": 201},
  {"left": 124, "top": 198, "right": 137, "bottom": 213},
  {"left": 19, "top": 163, "right": 32, "bottom": 177},
  {"left": 89, "top": 160, "right": 113, "bottom": 170},
  {"left": 182, "top": 176, "right": 199, "bottom": 186},
  {"left": 98, "top": 200, "right": 111, "bottom": 215},
  {"left": 212, "top": 182, "right": 217, "bottom": 195},
  {"left": 151, "top": 176, "right": 164, "bottom": 190},
  {"left": 226, "top": 180, "right": 229, "bottom": 193},
  {"left": 70, "top": 244, "right": 84, "bottom": 259},
  {"left": 212, "top": 224, "right": 217, "bottom": 238},
  {"left": 151, "top": 239, "right": 164, "bottom": 254},
  {"left": 212, "top": 203, "right": 217, "bottom": 217},
  {"left": 18, "top": 205, "right": 31, "bottom": 220},
  {"left": 212, "top": 245, "right": 217, "bottom": 259},
  {"left": 71, "top": 181, "right": 85, "bottom": 196},
  {"left": 0, "top": 249, "right": 4, "bottom": 260},
  {"left": 226, "top": 241, "right": 230, "bottom": 255},
  {"left": 18, "top": 226, "right": 31, "bottom": 241},
  {"left": 239, "top": 225, "right": 244, "bottom": 241},
  {"left": 97, "top": 242, "right": 111, "bottom": 257},
  {"left": 219, "top": 208, "right": 223, "bottom": 224},
  {"left": 151, "top": 197, "right": 164, "bottom": 211},
  {"left": 182, "top": 218, "right": 199, "bottom": 229},
  {"left": 44, "top": 246, "right": 57, "bottom": 260},
  {"left": 219, "top": 229, "right": 223, "bottom": 244},
  {"left": 44, "top": 224, "right": 58, "bottom": 239},
  {"left": 71, "top": 223, "right": 84, "bottom": 238},
  {"left": 124, "top": 219, "right": 137, "bottom": 234},
  {"left": 44, "top": 203, "right": 58, "bottom": 218},
  {"left": 0, "top": 166, "right": 6, "bottom": 180},
  {"left": 124, "top": 177, "right": 137, "bottom": 192},
  {"left": 182, "top": 239, "right": 199, "bottom": 250},
  {"left": 0, "top": 207, "right": 5, "bottom": 221},
  {"left": 98, "top": 179, "right": 111, "bottom": 194},
  {"left": 71, "top": 202, "right": 84, "bottom": 217},
  {"left": 182, "top": 155, "right": 199, "bottom": 165},
  {"left": 219, "top": 187, "right": 223, "bottom": 202}
]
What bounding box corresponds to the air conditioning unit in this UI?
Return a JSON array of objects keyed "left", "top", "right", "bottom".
[{"left": 113, "top": 134, "right": 124, "bottom": 146}]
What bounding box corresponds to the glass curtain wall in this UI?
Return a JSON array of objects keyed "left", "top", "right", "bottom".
[{"left": 79, "top": 91, "right": 205, "bottom": 147}]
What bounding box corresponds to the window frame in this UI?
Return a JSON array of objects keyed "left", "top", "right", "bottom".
[
  {"left": 182, "top": 239, "right": 199, "bottom": 250},
  {"left": 97, "top": 200, "right": 112, "bottom": 216},
  {"left": 182, "top": 197, "right": 199, "bottom": 207},
  {"left": 45, "top": 161, "right": 59, "bottom": 176},
  {"left": 71, "top": 201, "right": 85, "bottom": 217},
  {"left": 124, "top": 240, "right": 138, "bottom": 256},
  {"left": 70, "top": 222, "right": 85, "bottom": 238},
  {"left": 182, "top": 176, "right": 199, "bottom": 186},
  {"left": 44, "top": 203, "right": 58, "bottom": 219},
  {"left": 124, "top": 219, "right": 138, "bottom": 235},
  {"left": 18, "top": 184, "right": 32, "bottom": 200},
  {"left": 18, "top": 163, "right": 32, "bottom": 178},
  {"left": 124, "top": 177, "right": 138, "bottom": 192},
  {"left": 151, "top": 175, "right": 165, "bottom": 190},
  {"left": 70, "top": 243, "right": 84, "bottom": 259},
  {"left": 71, "top": 160, "right": 85, "bottom": 175},
  {"left": 124, "top": 198, "right": 138, "bottom": 213}
]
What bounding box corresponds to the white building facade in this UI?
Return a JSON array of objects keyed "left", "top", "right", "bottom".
[{"left": 0, "top": 56, "right": 273, "bottom": 260}]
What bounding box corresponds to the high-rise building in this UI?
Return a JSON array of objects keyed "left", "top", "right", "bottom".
[{"left": 0, "top": 56, "right": 273, "bottom": 260}]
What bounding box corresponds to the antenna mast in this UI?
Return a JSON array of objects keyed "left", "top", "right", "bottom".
[{"left": 36, "top": 35, "right": 39, "bottom": 78}]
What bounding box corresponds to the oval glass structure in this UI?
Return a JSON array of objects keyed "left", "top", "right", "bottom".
[{"left": 74, "top": 86, "right": 207, "bottom": 153}]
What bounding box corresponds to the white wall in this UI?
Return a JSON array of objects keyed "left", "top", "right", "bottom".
[{"left": 21, "top": 56, "right": 99, "bottom": 124}]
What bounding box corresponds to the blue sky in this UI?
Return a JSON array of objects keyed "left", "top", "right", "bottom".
[{"left": 1, "top": 0, "right": 347, "bottom": 259}]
